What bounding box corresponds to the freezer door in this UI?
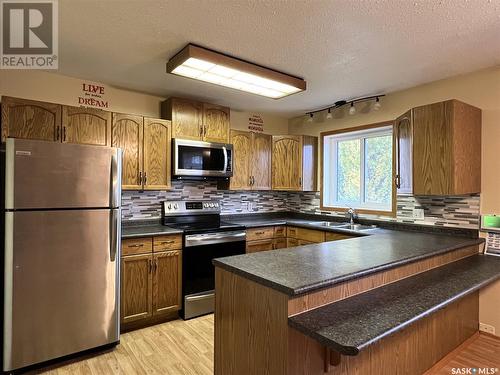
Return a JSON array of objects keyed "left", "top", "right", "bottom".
[
  {"left": 5, "top": 138, "right": 121, "bottom": 209},
  {"left": 3, "top": 209, "right": 120, "bottom": 371}
]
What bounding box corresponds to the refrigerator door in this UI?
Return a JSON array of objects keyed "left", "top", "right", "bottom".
[
  {"left": 5, "top": 138, "right": 121, "bottom": 210},
  {"left": 3, "top": 209, "right": 121, "bottom": 372}
]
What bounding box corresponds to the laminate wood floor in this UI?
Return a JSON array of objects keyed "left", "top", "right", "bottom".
[
  {"left": 32, "top": 314, "right": 214, "bottom": 375},
  {"left": 426, "top": 333, "right": 500, "bottom": 374}
]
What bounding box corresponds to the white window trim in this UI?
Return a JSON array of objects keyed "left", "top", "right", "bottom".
[{"left": 323, "top": 126, "right": 393, "bottom": 212}]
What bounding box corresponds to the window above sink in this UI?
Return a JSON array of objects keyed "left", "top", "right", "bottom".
[{"left": 321, "top": 124, "right": 395, "bottom": 216}]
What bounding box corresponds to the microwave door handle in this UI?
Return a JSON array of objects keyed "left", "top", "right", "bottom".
[{"left": 222, "top": 146, "right": 228, "bottom": 172}]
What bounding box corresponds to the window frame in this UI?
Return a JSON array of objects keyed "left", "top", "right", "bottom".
[{"left": 320, "top": 122, "right": 396, "bottom": 216}]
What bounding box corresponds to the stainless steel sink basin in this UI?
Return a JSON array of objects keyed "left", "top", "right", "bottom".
[{"left": 308, "top": 221, "right": 377, "bottom": 231}]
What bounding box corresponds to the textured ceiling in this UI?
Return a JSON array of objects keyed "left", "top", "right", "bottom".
[{"left": 57, "top": 0, "right": 500, "bottom": 117}]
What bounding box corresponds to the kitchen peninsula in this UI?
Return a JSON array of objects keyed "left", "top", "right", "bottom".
[{"left": 213, "top": 223, "right": 498, "bottom": 375}]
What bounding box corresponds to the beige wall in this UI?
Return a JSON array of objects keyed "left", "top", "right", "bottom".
[
  {"left": 0, "top": 70, "right": 289, "bottom": 134},
  {"left": 290, "top": 66, "right": 500, "bottom": 335}
]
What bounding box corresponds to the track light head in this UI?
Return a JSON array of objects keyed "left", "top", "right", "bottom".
[
  {"left": 307, "top": 113, "right": 314, "bottom": 123},
  {"left": 373, "top": 97, "right": 381, "bottom": 111},
  {"left": 326, "top": 108, "right": 333, "bottom": 119},
  {"left": 349, "top": 102, "right": 356, "bottom": 115}
]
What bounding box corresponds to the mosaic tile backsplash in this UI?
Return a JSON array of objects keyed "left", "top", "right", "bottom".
[{"left": 122, "top": 181, "right": 480, "bottom": 229}]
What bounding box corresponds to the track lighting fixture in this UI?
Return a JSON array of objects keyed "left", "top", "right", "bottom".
[
  {"left": 304, "top": 94, "right": 384, "bottom": 122},
  {"left": 349, "top": 102, "right": 356, "bottom": 115}
]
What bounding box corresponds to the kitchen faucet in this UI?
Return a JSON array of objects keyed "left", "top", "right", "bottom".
[{"left": 347, "top": 208, "right": 356, "bottom": 225}]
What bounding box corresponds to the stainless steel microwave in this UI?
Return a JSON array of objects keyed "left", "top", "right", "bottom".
[{"left": 172, "top": 139, "right": 233, "bottom": 178}]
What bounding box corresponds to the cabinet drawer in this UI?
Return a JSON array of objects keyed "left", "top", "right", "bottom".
[
  {"left": 274, "top": 226, "right": 286, "bottom": 238},
  {"left": 274, "top": 238, "right": 287, "bottom": 249},
  {"left": 246, "top": 227, "right": 275, "bottom": 241},
  {"left": 325, "top": 232, "right": 354, "bottom": 242},
  {"left": 287, "top": 227, "right": 325, "bottom": 243},
  {"left": 287, "top": 238, "right": 299, "bottom": 248},
  {"left": 246, "top": 239, "right": 274, "bottom": 253},
  {"left": 122, "top": 238, "right": 153, "bottom": 256},
  {"left": 153, "top": 235, "right": 182, "bottom": 252}
]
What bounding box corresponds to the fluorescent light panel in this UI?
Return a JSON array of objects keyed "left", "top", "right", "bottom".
[{"left": 167, "top": 45, "right": 306, "bottom": 99}]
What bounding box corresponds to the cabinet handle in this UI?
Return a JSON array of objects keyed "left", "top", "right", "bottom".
[
  {"left": 56, "top": 126, "right": 60, "bottom": 141},
  {"left": 299, "top": 177, "right": 302, "bottom": 186},
  {"left": 251, "top": 176, "right": 255, "bottom": 186},
  {"left": 200, "top": 126, "right": 203, "bottom": 137},
  {"left": 154, "top": 259, "right": 158, "bottom": 272},
  {"left": 148, "top": 259, "right": 153, "bottom": 273},
  {"left": 128, "top": 244, "right": 144, "bottom": 248},
  {"left": 160, "top": 240, "right": 175, "bottom": 245},
  {"left": 62, "top": 126, "right": 66, "bottom": 142},
  {"left": 255, "top": 231, "right": 265, "bottom": 235},
  {"left": 144, "top": 172, "right": 147, "bottom": 185},
  {"left": 203, "top": 126, "right": 207, "bottom": 137},
  {"left": 139, "top": 172, "right": 143, "bottom": 185}
]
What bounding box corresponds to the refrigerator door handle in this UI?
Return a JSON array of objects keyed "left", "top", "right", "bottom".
[
  {"left": 109, "top": 209, "right": 120, "bottom": 262},
  {"left": 110, "top": 149, "right": 122, "bottom": 208}
]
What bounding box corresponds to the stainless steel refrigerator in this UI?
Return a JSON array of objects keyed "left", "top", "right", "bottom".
[{"left": 2, "top": 138, "right": 122, "bottom": 372}]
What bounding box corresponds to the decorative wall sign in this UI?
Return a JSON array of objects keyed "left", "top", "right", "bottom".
[
  {"left": 248, "top": 114, "right": 264, "bottom": 132},
  {"left": 77, "top": 81, "right": 109, "bottom": 108}
]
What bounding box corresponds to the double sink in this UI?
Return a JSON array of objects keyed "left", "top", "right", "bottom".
[{"left": 306, "top": 221, "right": 377, "bottom": 231}]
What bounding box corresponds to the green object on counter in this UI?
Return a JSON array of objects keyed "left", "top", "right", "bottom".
[{"left": 482, "top": 215, "right": 500, "bottom": 229}]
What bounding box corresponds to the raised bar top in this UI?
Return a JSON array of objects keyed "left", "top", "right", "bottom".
[{"left": 288, "top": 254, "right": 500, "bottom": 356}]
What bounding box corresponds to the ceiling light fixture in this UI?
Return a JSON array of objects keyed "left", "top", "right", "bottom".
[
  {"left": 305, "top": 94, "right": 385, "bottom": 122},
  {"left": 167, "top": 44, "right": 307, "bottom": 99}
]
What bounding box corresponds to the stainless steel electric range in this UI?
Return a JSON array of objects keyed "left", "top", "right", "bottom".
[{"left": 162, "top": 200, "right": 246, "bottom": 320}]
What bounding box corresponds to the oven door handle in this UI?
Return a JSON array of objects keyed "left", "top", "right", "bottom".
[
  {"left": 185, "top": 231, "right": 246, "bottom": 247},
  {"left": 222, "top": 146, "right": 228, "bottom": 173}
]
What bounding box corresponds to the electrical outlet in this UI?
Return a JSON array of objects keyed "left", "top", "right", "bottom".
[
  {"left": 413, "top": 209, "right": 425, "bottom": 220},
  {"left": 479, "top": 322, "right": 496, "bottom": 335}
]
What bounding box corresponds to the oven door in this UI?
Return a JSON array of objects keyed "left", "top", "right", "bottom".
[
  {"left": 182, "top": 230, "right": 245, "bottom": 319},
  {"left": 173, "top": 139, "right": 232, "bottom": 178}
]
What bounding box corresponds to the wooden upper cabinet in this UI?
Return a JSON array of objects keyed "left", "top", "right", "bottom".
[
  {"left": 252, "top": 133, "right": 272, "bottom": 190},
  {"left": 230, "top": 130, "right": 252, "bottom": 190},
  {"left": 394, "top": 110, "right": 413, "bottom": 195},
  {"left": 272, "top": 135, "right": 302, "bottom": 190},
  {"left": 162, "top": 97, "right": 203, "bottom": 140},
  {"left": 62, "top": 106, "right": 111, "bottom": 146},
  {"left": 203, "top": 103, "right": 230, "bottom": 143},
  {"left": 112, "top": 113, "right": 143, "bottom": 190},
  {"left": 272, "top": 135, "right": 317, "bottom": 191},
  {"left": 412, "top": 100, "right": 481, "bottom": 195},
  {"left": 143, "top": 118, "right": 171, "bottom": 190},
  {"left": 121, "top": 254, "right": 153, "bottom": 324},
  {"left": 162, "top": 97, "right": 230, "bottom": 142},
  {"left": 152, "top": 250, "right": 181, "bottom": 316},
  {"left": 1, "top": 96, "right": 61, "bottom": 142}
]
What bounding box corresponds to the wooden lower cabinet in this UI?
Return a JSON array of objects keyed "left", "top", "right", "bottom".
[
  {"left": 153, "top": 250, "right": 181, "bottom": 316},
  {"left": 121, "top": 253, "right": 153, "bottom": 324},
  {"left": 287, "top": 226, "right": 325, "bottom": 243},
  {"left": 246, "top": 239, "right": 275, "bottom": 253},
  {"left": 121, "top": 235, "right": 182, "bottom": 329}
]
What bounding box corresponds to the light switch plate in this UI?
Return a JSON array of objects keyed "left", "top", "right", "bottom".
[{"left": 413, "top": 209, "right": 425, "bottom": 220}]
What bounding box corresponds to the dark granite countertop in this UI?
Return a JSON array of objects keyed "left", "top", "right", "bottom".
[
  {"left": 121, "top": 221, "right": 183, "bottom": 238},
  {"left": 213, "top": 230, "right": 484, "bottom": 296},
  {"left": 288, "top": 254, "right": 500, "bottom": 356}
]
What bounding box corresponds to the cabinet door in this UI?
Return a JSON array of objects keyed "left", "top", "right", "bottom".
[
  {"left": 121, "top": 254, "right": 153, "bottom": 324},
  {"left": 286, "top": 238, "right": 299, "bottom": 248},
  {"left": 274, "top": 238, "right": 287, "bottom": 249},
  {"left": 229, "top": 130, "right": 252, "bottom": 190},
  {"left": 153, "top": 250, "right": 181, "bottom": 316},
  {"left": 251, "top": 133, "right": 272, "bottom": 190},
  {"left": 112, "top": 113, "right": 143, "bottom": 190},
  {"left": 272, "top": 136, "right": 302, "bottom": 190},
  {"left": 413, "top": 102, "right": 452, "bottom": 195},
  {"left": 62, "top": 106, "right": 111, "bottom": 146},
  {"left": 203, "top": 103, "right": 230, "bottom": 143},
  {"left": 394, "top": 110, "right": 413, "bottom": 195},
  {"left": 1, "top": 96, "right": 61, "bottom": 142},
  {"left": 143, "top": 118, "right": 171, "bottom": 190},
  {"left": 170, "top": 98, "right": 203, "bottom": 140}
]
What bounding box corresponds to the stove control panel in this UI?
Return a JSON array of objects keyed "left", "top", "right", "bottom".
[{"left": 162, "top": 200, "right": 221, "bottom": 216}]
